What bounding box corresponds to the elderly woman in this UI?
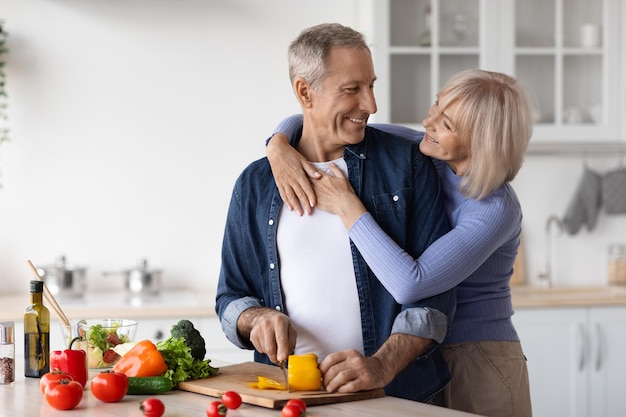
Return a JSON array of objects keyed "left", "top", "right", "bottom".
[{"left": 266, "top": 69, "right": 534, "bottom": 417}]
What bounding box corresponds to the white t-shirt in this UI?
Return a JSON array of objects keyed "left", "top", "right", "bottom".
[{"left": 277, "top": 158, "right": 364, "bottom": 361}]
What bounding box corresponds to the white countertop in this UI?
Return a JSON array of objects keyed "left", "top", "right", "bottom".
[{"left": 0, "top": 290, "right": 216, "bottom": 322}]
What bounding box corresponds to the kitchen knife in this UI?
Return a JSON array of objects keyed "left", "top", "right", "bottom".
[{"left": 279, "top": 360, "right": 289, "bottom": 392}]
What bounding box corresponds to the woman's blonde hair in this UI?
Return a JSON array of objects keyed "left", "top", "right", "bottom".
[{"left": 437, "top": 69, "right": 534, "bottom": 200}]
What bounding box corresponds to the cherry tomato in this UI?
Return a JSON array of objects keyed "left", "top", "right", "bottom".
[
  {"left": 90, "top": 371, "right": 129, "bottom": 403},
  {"left": 282, "top": 403, "right": 306, "bottom": 417},
  {"left": 140, "top": 397, "right": 166, "bottom": 417},
  {"left": 221, "top": 391, "right": 242, "bottom": 409},
  {"left": 40, "top": 370, "right": 73, "bottom": 394},
  {"left": 44, "top": 378, "right": 83, "bottom": 410},
  {"left": 285, "top": 398, "right": 307, "bottom": 412},
  {"left": 206, "top": 400, "right": 228, "bottom": 417}
]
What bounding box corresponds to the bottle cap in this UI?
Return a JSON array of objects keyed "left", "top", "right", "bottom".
[
  {"left": 0, "top": 321, "right": 14, "bottom": 344},
  {"left": 30, "top": 280, "right": 44, "bottom": 293}
]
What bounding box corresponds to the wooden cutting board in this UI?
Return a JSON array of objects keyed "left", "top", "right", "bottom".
[{"left": 178, "top": 361, "right": 385, "bottom": 409}]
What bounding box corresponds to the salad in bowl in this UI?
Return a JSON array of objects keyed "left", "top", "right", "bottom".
[{"left": 78, "top": 319, "right": 138, "bottom": 368}]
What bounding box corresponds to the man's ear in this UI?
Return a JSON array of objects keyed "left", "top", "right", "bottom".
[{"left": 293, "top": 78, "right": 313, "bottom": 108}]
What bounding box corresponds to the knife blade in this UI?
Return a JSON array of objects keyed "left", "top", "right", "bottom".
[{"left": 279, "top": 360, "right": 289, "bottom": 392}]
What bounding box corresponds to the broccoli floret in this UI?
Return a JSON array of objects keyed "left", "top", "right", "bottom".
[{"left": 170, "top": 319, "right": 206, "bottom": 361}]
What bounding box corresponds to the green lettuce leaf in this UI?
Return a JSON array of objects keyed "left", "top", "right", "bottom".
[{"left": 156, "top": 337, "right": 219, "bottom": 387}]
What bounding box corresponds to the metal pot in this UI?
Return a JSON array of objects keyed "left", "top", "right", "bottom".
[
  {"left": 105, "top": 259, "right": 163, "bottom": 295},
  {"left": 37, "top": 255, "right": 87, "bottom": 298}
]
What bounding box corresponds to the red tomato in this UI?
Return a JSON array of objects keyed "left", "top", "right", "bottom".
[
  {"left": 285, "top": 398, "right": 307, "bottom": 412},
  {"left": 221, "top": 391, "right": 242, "bottom": 409},
  {"left": 90, "top": 371, "right": 129, "bottom": 403},
  {"left": 40, "top": 371, "right": 73, "bottom": 394},
  {"left": 282, "top": 403, "right": 305, "bottom": 417},
  {"left": 140, "top": 397, "right": 166, "bottom": 417},
  {"left": 206, "top": 400, "right": 228, "bottom": 417},
  {"left": 44, "top": 379, "right": 83, "bottom": 410}
]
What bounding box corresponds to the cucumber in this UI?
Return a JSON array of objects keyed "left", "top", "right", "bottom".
[{"left": 126, "top": 376, "right": 173, "bottom": 395}]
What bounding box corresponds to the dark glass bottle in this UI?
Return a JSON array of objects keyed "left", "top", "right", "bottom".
[{"left": 24, "top": 280, "right": 50, "bottom": 377}]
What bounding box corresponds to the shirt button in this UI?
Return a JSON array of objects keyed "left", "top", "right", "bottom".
[
  {"left": 360, "top": 153, "right": 365, "bottom": 158},
  {"left": 269, "top": 263, "right": 275, "bottom": 270},
  {"left": 275, "top": 306, "right": 282, "bottom": 311},
  {"left": 268, "top": 219, "right": 274, "bottom": 226},
  {"left": 393, "top": 195, "right": 399, "bottom": 202}
]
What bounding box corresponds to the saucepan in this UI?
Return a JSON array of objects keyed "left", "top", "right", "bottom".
[
  {"left": 103, "top": 259, "right": 163, "bottom": 295},
  {"left": 37, "top": 255, "right": 87, "bottom": 298}
]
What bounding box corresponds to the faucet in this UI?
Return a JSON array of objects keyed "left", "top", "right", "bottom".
[{"left": 538, "top": 215, "right": 563, "bottom": 288}]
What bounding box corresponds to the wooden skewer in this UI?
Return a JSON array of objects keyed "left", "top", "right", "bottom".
[{"left": 26, "top": 259, "right": 71, "bottom": 327}]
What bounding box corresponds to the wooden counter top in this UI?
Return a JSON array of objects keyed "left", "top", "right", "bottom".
[
  {"left": 0, "top": 361, "right": 482, "bottom": 417},
  {"left": 511, "top": 285, "right": 626, "bottom": 309}
]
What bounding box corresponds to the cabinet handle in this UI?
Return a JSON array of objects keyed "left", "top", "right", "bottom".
[
  {"left": 576, "top": 323, "right": 586, "bottom": 372},
  {"left": 594, "top": 323, "right": 604, "bottom": 371}
]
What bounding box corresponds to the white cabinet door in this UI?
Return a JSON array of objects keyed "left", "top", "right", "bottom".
[
  {"left": 371, "top": 0, "right": 624, "bottom": 143},
  {"left": 513, "top": 308, "right": 588, "bottom": 417},
  {"left": 514, "top": 306, "right": 626, "bottom": 417},
  {"left": 589, "top": 307, "right": 626, "bottom": 417}
]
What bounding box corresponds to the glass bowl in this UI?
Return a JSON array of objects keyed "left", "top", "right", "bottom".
[{"left": 78, "top": 319, "right": 138, "bottom": 368}]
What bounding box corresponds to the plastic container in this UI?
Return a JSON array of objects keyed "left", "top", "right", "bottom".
[{"left": 608, "top": 244, "right": 626, "bottom": 285}]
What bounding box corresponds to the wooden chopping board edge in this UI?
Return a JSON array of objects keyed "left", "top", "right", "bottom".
[{"left": 178, "top": 361, "right": 385, "bottom": 409}]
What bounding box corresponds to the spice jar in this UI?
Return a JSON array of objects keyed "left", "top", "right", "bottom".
[
  {"left": 0, "top": 321, "right": 15, "bottom": 384},
  {"left": 608, "top": 244, "right": 626, "bottom": 285}
]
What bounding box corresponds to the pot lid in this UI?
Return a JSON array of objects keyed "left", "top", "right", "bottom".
[
  {"left": 124, "top": 258, "right": 162, "bottom": 273},
  {"left": 39, "top": 255, "right": 86, "bottom": 273}
]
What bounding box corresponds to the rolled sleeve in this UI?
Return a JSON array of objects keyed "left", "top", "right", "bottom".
[
  {"left": 391, "top": 307, "right": 448, "bottom": 344},
  {"left": 220, "top": 296, "right": 263, "bottom": 349}
]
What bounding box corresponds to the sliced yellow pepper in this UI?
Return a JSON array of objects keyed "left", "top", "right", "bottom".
[{"left": 248, "top": 376, "right": 287, "bottom": 390}]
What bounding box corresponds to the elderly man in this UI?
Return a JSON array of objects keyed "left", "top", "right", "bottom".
[{"left": 215, "top": 23, "right": 455, "bottom": 402}]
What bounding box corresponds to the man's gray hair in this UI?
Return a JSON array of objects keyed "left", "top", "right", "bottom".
[{"left": 288, "top": 23, "right": 370, "bottom": 90}]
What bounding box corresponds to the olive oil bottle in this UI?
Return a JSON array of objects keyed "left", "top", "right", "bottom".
[{"left": 24, "top": 280, "right": 50, "bottom": 377}]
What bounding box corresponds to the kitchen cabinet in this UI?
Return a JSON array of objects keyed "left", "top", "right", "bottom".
[
  {"left": 512, "top": 306, "right": 626, "bottom": 417},
  {"left": 370, "top": 0, "right": 625, "bottom": 143}
]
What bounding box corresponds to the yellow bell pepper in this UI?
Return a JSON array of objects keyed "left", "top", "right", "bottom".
[
  {"left": 249, "top": 353, "right": 322, "bottom": 391},
  {"left": 288, "top": 353, "right": 322, "bottom": 391}
]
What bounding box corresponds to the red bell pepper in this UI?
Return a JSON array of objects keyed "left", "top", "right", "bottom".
[{"left": 50, "top": 337, "right": 88, "bottom": 388}]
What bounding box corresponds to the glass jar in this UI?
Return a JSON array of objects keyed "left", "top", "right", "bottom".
[
  {"left": 0, "top": 321, "right": 15, "bottom": 384},
  {"left": 607, "top": 244, "right": 626, "bottom": 285}
]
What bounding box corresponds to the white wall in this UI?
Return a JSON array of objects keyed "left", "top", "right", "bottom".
[
  {"left": 0, "top": 0, "right": 625, "bottom": 298},
  {"left": 0, "top": 0, "right": 364, "bottom": 295},
  {"left": 513, "top": 154, "right": 626, "bottom": 288}
]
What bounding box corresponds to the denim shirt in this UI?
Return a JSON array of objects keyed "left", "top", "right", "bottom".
[{"left": 216, "top": 127, "right": 456, "bottom": 402}]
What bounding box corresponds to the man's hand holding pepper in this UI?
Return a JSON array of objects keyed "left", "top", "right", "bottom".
[
  {"left": 237, "top": 307, "right": 297, "bottom": 364},
  {"left": 320, "top": 333, "right": 433, "bottom": 393},
  {"left": 319, "top": 350, "right": 389, "bottom": 393}
]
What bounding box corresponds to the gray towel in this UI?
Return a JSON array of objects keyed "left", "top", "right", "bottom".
[
  {"left": 562, "top": 167, "right": 602, "bottom": 235},
  {"left": 602, "top": 167, "right": 626, "bottom": 214}
]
